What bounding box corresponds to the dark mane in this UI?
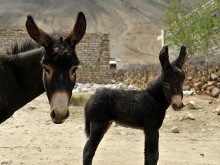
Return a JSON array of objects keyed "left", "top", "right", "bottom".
[
  {"left": 6, "top": 39, "right": 41, "bottom": 55},
  {"left": 6, "top": 30, "right": 67, "bottom": 55}
]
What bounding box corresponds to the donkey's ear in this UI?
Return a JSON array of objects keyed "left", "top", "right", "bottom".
[
  {"left": 159, "top": 45, "right": 170, "bottom": 69},
  {"left": 67, "top": 12, "right": 86, "bottom": 47},
  {"left": 174, "top": 45, "right": 187, "bottom": 69},
  {"left": 26, "top": 15, "right": 53, "bottom": 47}
]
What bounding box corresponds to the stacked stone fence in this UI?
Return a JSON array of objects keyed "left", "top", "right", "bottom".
[
  {"left": 112, "top": 55, "right": 220, "bottom": 98},
  {"left": 0, "top": 27, "right": 111, "bottom": 84},
  {"left": 183, "top": 55, "right": 220, "bottom": 98}
]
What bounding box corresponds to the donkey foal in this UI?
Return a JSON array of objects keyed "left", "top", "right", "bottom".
[{"left": 83, "top": 45, "right": 187, "bottom": 165}]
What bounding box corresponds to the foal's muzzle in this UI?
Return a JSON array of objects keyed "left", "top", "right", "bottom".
[
  {"left": 50, "top": 91, "right": 70, "bottom": 124},
  {"left": 171, "top": 95, "right": 184, "bottom": 111}
]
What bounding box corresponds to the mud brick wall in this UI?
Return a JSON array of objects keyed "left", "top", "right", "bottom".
[
  {"left": 0, "top": 27, "right": 29, "bottom": 53},
  {"left": 0, "top": 27, "right": 111, "bottom": 84},
  {"left": 76, "top": 33, "right": 111, "bottom": 84}
]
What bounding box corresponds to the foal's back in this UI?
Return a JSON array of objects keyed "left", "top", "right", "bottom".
[{"left": 85, "top": 88, "right": 164, "bottom": 129}]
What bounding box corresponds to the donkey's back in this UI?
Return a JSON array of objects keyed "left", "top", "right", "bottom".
[
  {"left": 0, "top": 55, "right": 17, "bottom": 111},
  {"left": 0, "top": 47, "right": 44, "bottom": 123},
  {"left": 0, "top": 54, "right": 25, "bottom": 108}
]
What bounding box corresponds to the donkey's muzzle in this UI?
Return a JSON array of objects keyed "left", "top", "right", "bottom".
[
  {"left": 50, "top": 91, "right": 70, "bottom": 124},
  {"left": 171, "top": 95, "right": 184, "bottom": 111},
  {"left": 50, "top": 108, "right": 69, "bottom": 124}
]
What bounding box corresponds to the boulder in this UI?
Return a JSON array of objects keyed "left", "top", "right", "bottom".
[
  {"left": 215, "top": 105, "right": 220, "bottom": 115},
  {"left": 186, "top": 101, "right": 199, "bottom": 109},
  {"left": 183, "top": 85, "right": 191, "bottom": 91},
  {"left": 180, "top": 113, "right": 195, "bottom": 121},
  {"left": 194, "top": 82, "right": 205, "bottom": 90},
  {"left": 207, "top": 86, "right": 215, "bottom": 91},
  {"left": 202, "top": 84, "right": 209, "bottom": 90},
  {"left": 207, "top": 81, "right": 217, "bottom": 86},
  {"left": 170, "top": 126, "right": 180, "bottom": 133},
  {"left": 183, "top": 91, "right": 194, "bottom": 96},
  {"left": 211, "top": 73, "right": 218, "bottom": 80},
  {"left": 211, "top": 87, "right": 220, "bottom": 98}
]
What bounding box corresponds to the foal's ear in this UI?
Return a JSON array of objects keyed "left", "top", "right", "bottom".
[
  {"left": 26, "top": 15, "right": 53, "bottom": 47},
  {"left": 67, "top": 12, "right": 87, "bottom": 47},
  {"left": 159, "top": 45, "right": 170, "bottom": 69},
  {"left": 174, "top": 45, "right": 187, "bottom": 69}
]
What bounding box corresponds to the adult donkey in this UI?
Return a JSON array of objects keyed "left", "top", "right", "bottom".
[
  {"left": 0, "top": 12, "right": 86, "bottom": 124},
  {"left": 83, "top": 46, "right": 187, "bottom": 165}
]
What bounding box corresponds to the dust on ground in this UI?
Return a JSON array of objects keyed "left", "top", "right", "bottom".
[{"left": 0, "top": 93, "right": 219, "bottom": 165}]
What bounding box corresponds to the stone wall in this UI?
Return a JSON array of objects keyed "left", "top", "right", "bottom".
[
  {"left": 113, "top": 58, "right": 220, "bottom": 98},
  {"left": 0, "top": 27, "right": 111, "bottom": 84},
  {"left": 183, "top": 64, "right": 220, "bottom": 98}
]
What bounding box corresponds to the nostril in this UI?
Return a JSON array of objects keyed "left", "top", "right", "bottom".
[
  {"left": 54, "top": 121, "right": 62, "bottom": 124},
  {"left": 172, "top": 104, "right": 177, "bottom": 109},
  {"left": 181, "top": 103, "right": 185, "bottom": 108},
  {"left": 50, "top": 110, "right": 56, "bottom": 119},
  {"left": 172, "top": 103, "right": 184, "bottom": 110},
  {"left": 65, "top": 111, "right": 70, "bottom": 119},
  {"left": 50, "top": 108, "right": 69, "bottom": 119}
]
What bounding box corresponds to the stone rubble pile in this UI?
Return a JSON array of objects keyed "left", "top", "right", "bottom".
[
  {"left": 112, "top": 64, "right": 220, "bottom": 98},
  {"left": 184, "top": 65, "right": 220, "bottom": 98},
  {"left": 73, "top": 82, "right": 197, "bottom": 97},
  {"left": 72, "top": 82, "right": 141, "bottom": 94}
]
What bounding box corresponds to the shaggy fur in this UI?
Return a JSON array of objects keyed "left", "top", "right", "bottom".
[
  {"left": 83, "top": 46, "right": 187, "bottom": 165},
  {"left": 6, "top": 40, "right": 40, "bottom": 55}
]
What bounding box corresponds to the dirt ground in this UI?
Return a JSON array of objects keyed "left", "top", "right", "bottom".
[{"left": 0, "top": 93, "right": 220, "bottom": 165}]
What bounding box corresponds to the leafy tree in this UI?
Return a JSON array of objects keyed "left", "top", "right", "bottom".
[{"left": 164, "top": 0, "right": 220, "bottom": 56}]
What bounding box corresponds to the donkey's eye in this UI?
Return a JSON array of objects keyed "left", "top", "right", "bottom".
[
  {"left": 42, "top": 65, "right": 53, "bottom": 77},
  {"left": 70, "top": 66, "right": 78, "bottom": 75},
  {"left": 162, "top": 82, "right": 170, "bottom": 89},
  {"left": 69, "top": 66, "right": 78, "bottom": 80}
]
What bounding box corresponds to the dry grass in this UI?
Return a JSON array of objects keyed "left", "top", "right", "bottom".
[{"left": 70, "top": 93, "right": 92, "bottom": 106}]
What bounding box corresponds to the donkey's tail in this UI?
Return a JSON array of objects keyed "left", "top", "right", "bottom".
[{"left": 85, "top": 115, "right": 90, "bottom": 138}]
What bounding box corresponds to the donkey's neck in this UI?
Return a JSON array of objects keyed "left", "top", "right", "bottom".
[
  {"left": 147, "top": 75, "right": 169, "bottom": 110},
  {"left": 8, "top": 48, "right": 45, "bottom": 105}
]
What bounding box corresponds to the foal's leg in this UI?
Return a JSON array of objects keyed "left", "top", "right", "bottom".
[
  {"left": 83, "top": 122, "right": 111, "bottom": 165},
  {"left": 144, "top": 129, "right": 159, "bottom": 165}
]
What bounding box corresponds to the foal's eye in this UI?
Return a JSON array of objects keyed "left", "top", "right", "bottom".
[
  {"left": 180, "top": 82, "right": 184, "bottom": 87},
  {"left": 162, "top": 82, "right": 170, "bottom": 89}
]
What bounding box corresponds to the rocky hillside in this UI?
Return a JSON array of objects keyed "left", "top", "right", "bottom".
[{"left": 0, "top": 0, "right": 191, "bottom": 64}]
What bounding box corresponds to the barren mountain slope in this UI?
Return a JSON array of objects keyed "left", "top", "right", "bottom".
[{"left": 0, "top": 0, "right": 191, "bottom": 64}]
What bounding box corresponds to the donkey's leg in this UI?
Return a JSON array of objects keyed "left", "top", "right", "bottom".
[
  {"left": 0, "top": 110, "right": 14, "bottom": 124},
  {"left": 83, "top": 122, "right": 111, "bottom": 165},
  {"left": 144, "top": 129, "right": 159, "bottom": 165}
]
